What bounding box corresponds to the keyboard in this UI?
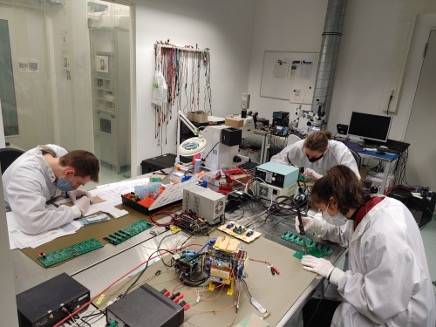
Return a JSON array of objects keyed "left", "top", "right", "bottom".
[
  {"left": 385, "top": 139, "right": 410, "bottom": 153},
  {"left": 362, "top": 144, "right": 397, "bottom": 154},
  {"left": 363, "top": 139, "right": 410, "bottom": 153}
]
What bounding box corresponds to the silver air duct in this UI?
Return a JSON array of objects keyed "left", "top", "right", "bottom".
[{"left": 311, "top": 0, "right": 347, "bottom": 128}]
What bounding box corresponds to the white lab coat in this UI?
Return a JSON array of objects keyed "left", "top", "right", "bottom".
[
  {"left": 322, "top": 197, "right": 435, "bottom": 327},
  {"left": 270, "top": 139, "right": 361, "bottom": 179},
  {"left": 3, "top": 145, "right": 76, "bottom": 235}
]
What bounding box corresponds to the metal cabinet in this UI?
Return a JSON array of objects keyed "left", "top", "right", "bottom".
[{"left": 90, "top": 25, "right": 130, "bottom": 173}]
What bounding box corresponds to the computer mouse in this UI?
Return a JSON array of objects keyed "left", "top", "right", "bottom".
[{"left": 379, "top": 145, "right": 389, "bottom": 150}]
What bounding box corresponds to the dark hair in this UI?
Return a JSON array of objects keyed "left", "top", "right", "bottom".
[
  {"left": 303, "top": 130, "right": 332, "bottom": 152},
  {"left": 60, "top": 150, "right": 99, "bottom": 182},
  {"left": 309, "top": 165, "right": 367, "bottom": 215}
]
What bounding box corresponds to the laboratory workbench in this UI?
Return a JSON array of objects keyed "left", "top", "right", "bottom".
[{"left": 11, "top": 173, "right": 345, "bottom": 327}]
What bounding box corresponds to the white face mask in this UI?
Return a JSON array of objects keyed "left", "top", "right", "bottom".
[{"left": 322, "top": 201, "right": 348, "bottom": 226}]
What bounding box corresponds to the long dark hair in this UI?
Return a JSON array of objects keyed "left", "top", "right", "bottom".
[{"left": 309, "top": 165, "right": 368, "bottom": 215}]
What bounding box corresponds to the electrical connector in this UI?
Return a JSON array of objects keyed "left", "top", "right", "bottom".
[
  {"left": 173, "top": 294, "right": 184, "bottom": 303},
  {"left": 160, "top": 288, "right": 170, "bottom": 297},
  {"left": 179, "top": 300, "right": 190, "bottom": 310},
  {"left": 169, "top": 292, "right": 180, "bottom": 300}
]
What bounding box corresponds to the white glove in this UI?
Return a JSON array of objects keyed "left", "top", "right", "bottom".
[
  {"left": 301, "top": 255, "right": 334, "bottom": 278},
  {"left": 301, "top": 255, "right": 345, "bottom": 286},
  {"left": 73, "top": 196, "right": 91, "bottom": 215},
  {"left": 68, "top": 189, "right": 92, "bottom": 202},
  {"left": 295, "top": 213, "right": 328, "bottom": 236},
  {"left": 303, "top": 168, "right": 322, "bottom": 180}
]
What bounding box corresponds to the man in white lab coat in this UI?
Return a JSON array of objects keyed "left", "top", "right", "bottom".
[
  {"left": 3, "top": 144, "right": 99, "bottom": 235},
  {"left": 271, "top": 130, "right": 360, "bottom": 180},
  {"left": 296, "top": 165, "right": 435, "bottom": 326}
]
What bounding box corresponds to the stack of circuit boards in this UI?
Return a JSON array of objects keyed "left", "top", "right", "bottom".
[
  {"left": 281, "top": 231, "right": 335, "bottom": 259},
  {"left": 104, "top": 220, "right": 154, "bottom": 245},
  {"left": 172, "top": 210, "right": 212, "bottom": 235}
]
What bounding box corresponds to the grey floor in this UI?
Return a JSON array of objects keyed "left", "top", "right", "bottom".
[
  {"left": 92, "top": 165, "right": 436, "bottom": 326},
  {"left": 83, "top": 161, "right": 131, "bottom": 191}
]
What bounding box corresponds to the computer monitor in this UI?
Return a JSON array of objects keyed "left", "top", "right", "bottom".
[{"left": 347, "top": 111, "right": 391, "bottom": 143}]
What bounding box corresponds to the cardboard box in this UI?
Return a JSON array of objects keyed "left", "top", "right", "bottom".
[
  {"left": 225, "top": 115, "right": 244, "bottom": 128},
  {"left": 187, "top": 110, "right": 208, "bottom": 123}
]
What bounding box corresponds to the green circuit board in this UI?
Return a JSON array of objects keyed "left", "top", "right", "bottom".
[
  {"left": 104, "top": 220, "right": 154, "bottom": 245},
  {"left": 38, "top": 238, "right": 104, "bottom": 268},
  {"left": 280, "top": 231, "right": 335, "bottom": 259}
]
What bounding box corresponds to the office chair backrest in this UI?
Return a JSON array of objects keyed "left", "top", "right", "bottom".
[
  {"left": 349, "top": 148, "right": 361, "bottom": 169},
  {"left": 0, "top": 148, "right": 25, "bottom": 174}
]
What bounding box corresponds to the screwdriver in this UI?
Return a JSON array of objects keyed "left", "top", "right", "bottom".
[{"left": 296, "top": 206, "right": 308, "bottom": 254}]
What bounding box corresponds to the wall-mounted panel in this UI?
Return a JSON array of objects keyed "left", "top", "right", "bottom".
[{"left": 260, "top": 51, "right": 318, "bottom": 104}]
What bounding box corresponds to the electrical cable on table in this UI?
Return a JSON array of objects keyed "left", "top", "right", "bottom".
[{"left": 52, "top": 242, "right": 204, "bottom": 327}]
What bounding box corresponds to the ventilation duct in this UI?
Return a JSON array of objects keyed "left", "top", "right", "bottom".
[{"left": 311, "top": 0, "right": 347, "bottom": 127}]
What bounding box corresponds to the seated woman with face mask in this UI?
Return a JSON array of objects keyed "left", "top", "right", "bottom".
[
  {"left": 270, "top": 130, "right": 360, "bottom": 180},
  {"left": 296, "top": 165, "right": 435, "bottom": 327}
]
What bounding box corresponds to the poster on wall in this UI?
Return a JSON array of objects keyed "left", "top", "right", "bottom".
[
  {"left": 17, "top": 58, "right": 39, "bottom": 73},
  {"left": 260, "top": 51, "right": 319, "bottom": 104}
]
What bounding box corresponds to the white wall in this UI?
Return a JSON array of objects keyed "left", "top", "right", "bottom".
[
  {"left": 247, "top": 0, "right": 327, "bottom": 120},
  {"left": 134, "top": 0, "right": 255, "bottom": 175},
  {"left": 328, "top": 0, "right": 412, "bottom": 140},
  {"left": 134, "top": 0, "right": 422, "bottom": 174},
  {"left": 247, "top": 0, "right": 419, "bottom": 140},
  {"left": 321, "top": 0, "right": 435, "bottom": 141},
  {"left": 246, "top": 0, "right": 436, "bottom": 143}
]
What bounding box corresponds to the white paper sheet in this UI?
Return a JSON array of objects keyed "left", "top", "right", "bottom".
[{"left": 7, "top": 212, "right": 82, "bottom": 249}]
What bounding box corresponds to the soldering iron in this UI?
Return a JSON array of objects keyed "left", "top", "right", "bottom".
[{"left": 296, "top": 205, "right": 308, "bottom": 254}]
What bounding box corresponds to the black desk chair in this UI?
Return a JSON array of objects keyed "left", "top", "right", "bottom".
[
  {"left": 349, "top": 147, "right": 361, "bottom": 169},
  {"left": 0, "top": 148, "right": 25, "bottom": 174}
]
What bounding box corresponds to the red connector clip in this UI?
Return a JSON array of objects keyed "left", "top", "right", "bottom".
[{"left": 270, "top": 265, "right": 280, "bottom": 276}]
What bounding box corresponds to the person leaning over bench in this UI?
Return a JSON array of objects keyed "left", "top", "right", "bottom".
[
  {"left": 270, "top": 130, "right": 360, "bottom": 180},
  {"left": 3, "top": 144, "right": 99, "bottom": 235}
]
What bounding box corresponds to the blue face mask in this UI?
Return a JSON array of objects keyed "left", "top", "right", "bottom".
[{"left": 56, "top": 177, "right": 74, "bottom": 192}]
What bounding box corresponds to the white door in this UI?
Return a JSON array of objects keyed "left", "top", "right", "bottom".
[{"left": 405, "top": 30, "right": 436, "bottom": 190}]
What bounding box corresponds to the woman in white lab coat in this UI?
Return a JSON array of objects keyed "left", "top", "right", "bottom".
[
  {"left": 3, "top": 145, "right": 100, "bottom": 235},
  {"left": 297, "top": 165, "right": 435, "bottom": 327},
  {"left": 270, "top": 130, "right": 360, "bottom": 180}
]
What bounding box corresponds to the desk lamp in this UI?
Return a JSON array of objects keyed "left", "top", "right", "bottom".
[{"left": 176, "top": 110, "right": 207, "bottom": 164}]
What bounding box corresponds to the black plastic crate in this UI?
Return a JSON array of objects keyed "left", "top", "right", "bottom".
[
  {"left": 387, "top": 187, "right": 435, "bottom": 228},
  {"left": 141, "top": 153, "right": 177, "bottom": 174}
]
